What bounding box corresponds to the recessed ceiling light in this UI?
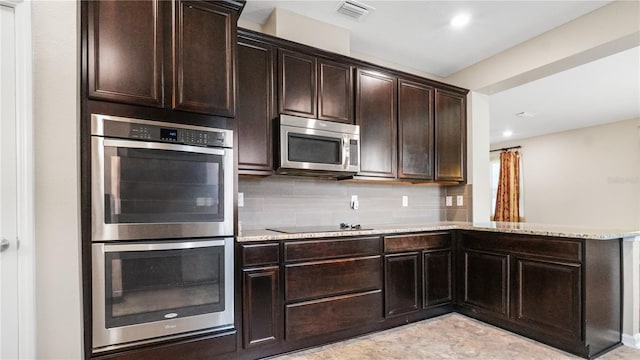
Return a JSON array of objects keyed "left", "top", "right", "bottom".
[
  {"left": 450, "top": 13, "right": 471, "bottom": 28},
  {"left": 503, "top": 130, "right": 513, "bottom": 137}
]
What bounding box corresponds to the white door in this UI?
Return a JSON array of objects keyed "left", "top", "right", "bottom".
[{"left": 0, "top": 4, "right": 20, "bottom": 359}]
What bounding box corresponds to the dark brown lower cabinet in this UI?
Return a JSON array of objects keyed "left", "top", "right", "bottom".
[
  {"left": 384, "top": 253, "right": 420, "bottom": 316},
  {"left": 423, "top": 249, "right": 452, "bottom": 308},
  {"left": 514, "top": 257, "right": 581, "bottom": 341},
  {"left": 460, "top": 249, "right": 509, "bottom": 318},
  {"left": 457, "top": 231, "right": 621, "bottom": 358},
  {"left": 281, "top": 237, "right": 384, "bottom": 342},
  {"left": 285, "top": 256, "right": 382, "bottom": 302},
  {"left": 243, "top": 267, "right": 281, "bottom": 348},
  {"left": 384, "top": 233, "right": 454, "bottom": 317},
  {"left": 285, "top": 290, "right": 383, "bottom": 341}
]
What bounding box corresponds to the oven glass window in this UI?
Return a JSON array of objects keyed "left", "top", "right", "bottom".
[
  {"left": 288, "top": 133, "right": 341, "bottom": 164},
  {"left": 104, "top": 245, "right": 224, "bottom": 328},
  {"left": 103, "top": 147, "right": 225, "bottom": 224}
]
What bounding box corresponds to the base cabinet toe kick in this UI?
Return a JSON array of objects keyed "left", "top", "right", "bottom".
[{"left": 237, "top": 230, "right": 622, "bottom": 360}]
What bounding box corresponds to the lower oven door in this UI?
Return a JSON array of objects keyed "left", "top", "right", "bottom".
[{"left": 92, "top": 238, "right": 234, "bottom": 352}]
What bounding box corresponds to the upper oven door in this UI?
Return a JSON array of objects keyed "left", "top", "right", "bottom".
[{"left": 91, "top": 137, "right": 233, "bottom": 241}]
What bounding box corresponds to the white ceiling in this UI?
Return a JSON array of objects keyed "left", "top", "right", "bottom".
[
  {"left": 240, "top": 1, "right": 639, "bottom": 143},
  {"left": 489, "top": 46, "right": 640, "bottom": 144},
  {"left": 240, "top": 0, "right": 611, "bottom": 77}
]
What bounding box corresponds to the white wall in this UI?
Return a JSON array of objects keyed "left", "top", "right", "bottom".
[
  {"left": 32, "top": 1, "right": 82, "bottom": 358},
  {"left": 263, "top": 8, "right": 350, "bottom": 56},
  {"left": 492, "top": 118, "right": 640, "bottom": 230},
  {"left": 467, "top": 92, "right": 491, "bottom": 222}
]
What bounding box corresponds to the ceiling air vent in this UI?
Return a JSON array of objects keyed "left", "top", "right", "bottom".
[{"left": 337, "top": 0, "right": 375, "bottom": 20}]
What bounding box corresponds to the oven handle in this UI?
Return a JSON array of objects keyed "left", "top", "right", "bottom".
[
  {"left": 102, "top": 138, "right": 226, "bottom": 156},
  {"left": 103, "top": 239, "right": 227, "bottom": 253}
]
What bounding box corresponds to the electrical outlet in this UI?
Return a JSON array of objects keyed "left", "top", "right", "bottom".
[
  {"left": 238, "top": 192, "right": 244, "bottom": 207},
  {"left": 446, "top": 196, "right": 453, "bottom": 207},
  {"left": 456, "top": 195, "right": 464, "bottom": 206},
  {"left": 350, "top": 195, "right": 359, "bottom": 210},
  {"left": 402, "top": 195, "right": 408, "bottom": 207}
]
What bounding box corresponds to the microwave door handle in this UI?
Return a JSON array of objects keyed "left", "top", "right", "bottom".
[{"left": 342, "top": 137, "right": 349, "bottom": 169}]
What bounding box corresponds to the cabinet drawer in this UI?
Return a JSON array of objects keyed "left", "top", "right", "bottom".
[
  {"left": 285, "top": 256, "right": 382, "bottom": 301},
  {"left": 461, "top": 231, "right": 582, "bottom": 262},
  {"left": 241, "top": 243, "right": 280, "bottom": 267},
  {"left": 384, "top": 232, "right": 451, "bottom": 252},
  {"left": 284, "top": 236, "right": 381, "bottom": 262},
  {"left": 285, "top": 290, "right": 383, "bottom": 341}
]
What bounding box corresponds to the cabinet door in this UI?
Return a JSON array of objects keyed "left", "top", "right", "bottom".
[
  {"left": 461, "top": 249, "right": 509, "bottom": 318},
  {"left": 435, "top": 89, "right": 466, "bottom": 182},
  {"left": 356, "top": 69, "right": 397, "bottom": 178},
  {"left": 237, "top": 37, "right": 276, "bottom": 173},
  {"left": 87, "top": 0, "right": 163, "bottom": 107},
  {"left": 278, "top": 49, "right": 317, "bottom": 118},
  {"left": 398, "top": 79, "right": 434, "bottom": 180},
  {"left": 423, "top": 249, "right": 452, "bottom": 308},
  {"left": 243, "top": 266, "right": 280, "bottom": 348},
  {"left": 173, "top": 0, "right": 235, "bottom": 116},
  {"left": 384, "top": 253, "right": 419, "bottom": 316},
  {"left": 514, "top": 258, "right": 581, "bottom": 341},
  {"left": 318, "top": 59, "right": 353, "bottom": 124}
]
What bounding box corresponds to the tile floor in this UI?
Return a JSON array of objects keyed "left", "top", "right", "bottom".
[{"left": 273, "top": 314, "right": 640, "bottom": 360}]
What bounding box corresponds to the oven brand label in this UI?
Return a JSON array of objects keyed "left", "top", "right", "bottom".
[{"left": 164, "top": 313, "right": 178, "bottom": 319}]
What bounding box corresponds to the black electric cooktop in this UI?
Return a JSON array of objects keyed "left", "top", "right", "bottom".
[{"left": 267, "top": 224, "right": 371, "bottom": 234}]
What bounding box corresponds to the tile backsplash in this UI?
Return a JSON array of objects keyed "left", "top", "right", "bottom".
[
  {"left": 444, "top": 184, "right": 473, "bottom": 222},
  {"left": 238, "top": 176, "right": 457, "bottom": 231}
]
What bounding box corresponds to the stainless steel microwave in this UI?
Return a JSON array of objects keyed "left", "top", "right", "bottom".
[{"left": 276, "top": 114, "right": 360, "bottom": 177}]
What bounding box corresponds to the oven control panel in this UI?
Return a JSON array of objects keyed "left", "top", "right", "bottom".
[
  {"left": 130, "top": 125, "right": 226, "bottom": 147},
  {"left": 92, "top": 114, "right": 233, "bottom": 148}
]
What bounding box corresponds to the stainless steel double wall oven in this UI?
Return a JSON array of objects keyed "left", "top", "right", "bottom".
[{"left": 90, "top": 114, "right": 234, "bottom": 352}]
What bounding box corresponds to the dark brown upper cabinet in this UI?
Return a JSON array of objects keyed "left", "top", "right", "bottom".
[
  {"left": 435, "top": 89, "right": 466, "bottom": 182},
  {"left": 355, "top": 68, "right": 397, "bottom": 178},
  {"left": 278, "top": 50, "right": 354, "bottom": 123},
  {"left": 317, "top": 59, "right": 353, "bottom": 124},
  {"left": 87, "top": 0, "right": 240, "bottom": 117},
  {"left": 236, "top": 35, "right": 276, "bottom": 174},
  {"left": 397, "top": 79, "right": 434, "bottom": 180},
  {"left": 278, "top": 49, "right": 317, "bottom": 118},
  {"left": 172, "top": 1, "right": 236, "bottom": 116},
  {"left": 87, "top": 0, "right": 164, "bottom": 107}
]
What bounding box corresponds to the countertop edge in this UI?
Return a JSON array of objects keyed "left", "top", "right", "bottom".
[{"left": 236, "top": 222, "right": 640, "bottom": 242}]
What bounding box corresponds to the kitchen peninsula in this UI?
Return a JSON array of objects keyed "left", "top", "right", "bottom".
[{"left": 237, "top": 222, "right": 637, "bottom": 360}]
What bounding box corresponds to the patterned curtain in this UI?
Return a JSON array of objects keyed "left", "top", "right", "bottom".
[{"left": 493, "top": 150, "right": 520, "bottom": 222}]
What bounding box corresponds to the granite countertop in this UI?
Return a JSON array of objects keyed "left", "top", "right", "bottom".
[{"left": 236, "top": 221, "right": 640, "bottom": 242}]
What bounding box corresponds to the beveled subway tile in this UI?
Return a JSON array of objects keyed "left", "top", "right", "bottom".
[
  {"left": 293, "top": 178, "right": 348, "bottom": 197},
  {"left": 239, "top": 176, "right": 295, "bottom": 196}
]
